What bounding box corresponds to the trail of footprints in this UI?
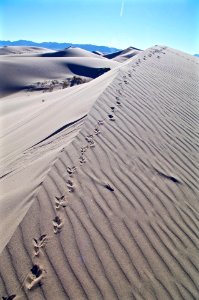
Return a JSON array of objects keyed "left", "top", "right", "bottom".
[{"left": 3, "top": 46, "right": 168, "bottom": 299}]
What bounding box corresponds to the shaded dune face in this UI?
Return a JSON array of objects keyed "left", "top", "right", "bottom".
[
  {"left": 40, "top": 47, "right": 102, "bottom": 58},
  {"left": 104, "top": 46, "right": 142, "bottom": 62},
  {"left": 0, "top": 45, "right": 199, "bottom": 299},
  {"left": 0, "top": 56, "right": 118, "bottom": 97}
]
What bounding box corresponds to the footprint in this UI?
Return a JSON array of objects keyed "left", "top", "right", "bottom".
[
  {"left": 25, "top": 264, "right": 45, "bottom": 290},
  {"left": 33, "top": 234, "right": 47, "bottom": 256},
  {"left": 117, "top": 89, "right": 122, "bottom": 95},
  {"left": 110, "top": 106, "right": 115, "bottom": 112},
  {"left": 108, "top": 114, "right": 115, "bottom": 121},
  {"left": 2, "top": 296, "right": 16, "bottom": 300},
  {"left": 81, "top": 145, "right": 89, "bottom": 154},
  {"left": 85, "top": 135, "right": 94, "bottom": 143},
  {"left": 94, "top": 128, "right": 100, "bottom": 135},
  {"left": 98, "top": 120, "right": 104, "bottom": 126},
  {"left": 52, "top": 216, "right": 63, "bottom": 234},
  {"left": 116, "top": 101, "right": 121, "bottom": 106},
  {"left": 79, "top": 155, "right": 86, "bottom": 165},
  {"left": 67, "top": 166, "right": 76, "bottom": 177},
  {"left": 89, "top": 140, "right": 95, "bottom": 148},
  {"left": 66, "top": 179, "right": 75, "bottom": 192},
  {"left": 55, "top": 195, "right": 67, "bottom": 209}
]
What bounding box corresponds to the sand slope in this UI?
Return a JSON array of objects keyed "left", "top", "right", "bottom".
[
  {"left": 105, "top": 47, "right": 142, "bottom": 62},
  {"left": 0, "top": 46, "right": 54, "bottom": 56},
  {"left": 40, "top": 47, "right": 104, "bottom": 58},
  {"left": 0, "top": 56, "right": 119, "bottom": 97},
  {"left": 0, "top": 46, "right": 199, "bottom": 299}
]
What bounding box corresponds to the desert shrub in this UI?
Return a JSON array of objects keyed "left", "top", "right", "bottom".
[
  {"left": 70, "top": 76, "right": 86, "bottom": 86},
  {"left": 49, "top": 85, "right": 54, "bottom": 92},
  {"left": 52, "top": 79, "right": 59, "bottom": 85},
  {"left": 62, "top": 80, "right": 69, "bottom": 89}
]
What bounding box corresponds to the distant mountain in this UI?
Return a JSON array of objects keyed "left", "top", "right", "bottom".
[
  {"left": 194, "top": 54, "right": 199, "bottom": 57},
  {"left": 0, "top": 40, "right": 120, "bottom": 54}
]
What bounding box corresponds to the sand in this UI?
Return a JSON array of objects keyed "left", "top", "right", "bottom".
[
  {"left": 104, "top": 47, "right": 142, "bottom": 62},
  {"left": 0, "top": 46, "right": 55, "bottom": 56},
  {"left": 0, "top": 45, "right": 199, "bottom": 299},
  {"left": 0, "top": 55, "right": 119, "bottom": 97}
]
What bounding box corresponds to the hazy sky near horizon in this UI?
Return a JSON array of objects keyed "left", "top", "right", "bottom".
[{"left": 0, "top": 0, "right": 198, "bottom": 54}]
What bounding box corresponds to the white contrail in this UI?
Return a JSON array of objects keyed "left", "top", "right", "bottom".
[{"left": 120, "top": 0, "right": 124, "bottom": 17}]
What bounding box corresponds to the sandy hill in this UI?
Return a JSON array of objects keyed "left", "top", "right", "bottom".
[
  {"left": 105, "top": 46, "right": 142, "bottom": 62},
  {"left": 0, "top": 45, "right": 199, "bottom": 299},
  {"left": 40, "top": 47, "right": 103, "bottom": 58},
  {"left": 0, "top": 46, "right": 54, "bottom": 56},
  {"left": 0, "top": 55, "right": 119, "bottom": 97}
]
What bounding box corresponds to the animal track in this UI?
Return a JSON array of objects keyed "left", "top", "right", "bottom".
[
  {"left": 94, "top": 127, "right": 100, "bottom": 135},
  {"left": 108, "top": 114, "right": 115, "bottom": 121},
  {"left": 81, "top": 145, "right": 89, "bottom": 154},
  {"left": 85, "top": 135, "right": 94, "bottom": 143},
  {"left": 66, "top": 179, "right": 75, "bottom": 192},
  {"left": 33, "top": 234, "right": 47, "bottom": 256},
  {"left": 79, "top": 155, "right": 86, "bottom": 164},
  {"left": 116, "top": 101, "right": 121, "bottom": 106},
  {"left": 52, "top": 216, "right": 63, "bottom": 234},
  {"left": 98, "top": 120, "right": 104, "bottom": 126},
  {"left": 67, "top": 166, "right": 76, "bottom": 177},
  {"left": 110, "top": 106, "right": 115, "bottom": 112},
  {"left": 55, "top": 195, "right": 67, "bottom": 209},
  {"left": 89, "top": 140, "right": 95, "bottom": 148},
  {"left": 85, "top": 134, "right": 96, "bottom": 148},
  {"left": 25, "top": 264, "right": 45, "bottom": 290}
]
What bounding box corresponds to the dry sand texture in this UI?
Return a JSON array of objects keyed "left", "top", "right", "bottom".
[
  {"left": 0, "top": 46, "right": 119, "bottom": 97},
  {"left": 0, "top": 45, "right": 199, "bottom": 299}
]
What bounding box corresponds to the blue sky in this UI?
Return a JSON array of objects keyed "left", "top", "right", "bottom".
[{"left": 0, "top": 0, "right": 198, "bottom": 54}]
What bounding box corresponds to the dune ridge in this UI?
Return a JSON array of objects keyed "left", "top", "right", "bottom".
[
  {"left": 0, "top": 46, "right": 54, "bottom": 56},
  {"left": 0, "top": 45, "right": 199, "bottom": 299}
]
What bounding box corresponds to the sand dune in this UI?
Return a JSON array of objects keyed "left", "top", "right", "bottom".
[
  {"left": 0, "top": 46, "right": 54, "bottom": 56},
  {"left": 0, "top": 45, "right": 199, "bottom": 299},
  {"left": 0, "top": 55, "right": 119, "bottom": 97},
  {"left": 104, "top": 46, "right": 142, "bottom": 62},
  {"left": 40, "top": 47, "right": 104, "bottom": 58}
]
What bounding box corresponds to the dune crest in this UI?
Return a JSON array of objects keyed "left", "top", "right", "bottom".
[{"left": 0, "top": 45, "right": 199, "bottom": 299}]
